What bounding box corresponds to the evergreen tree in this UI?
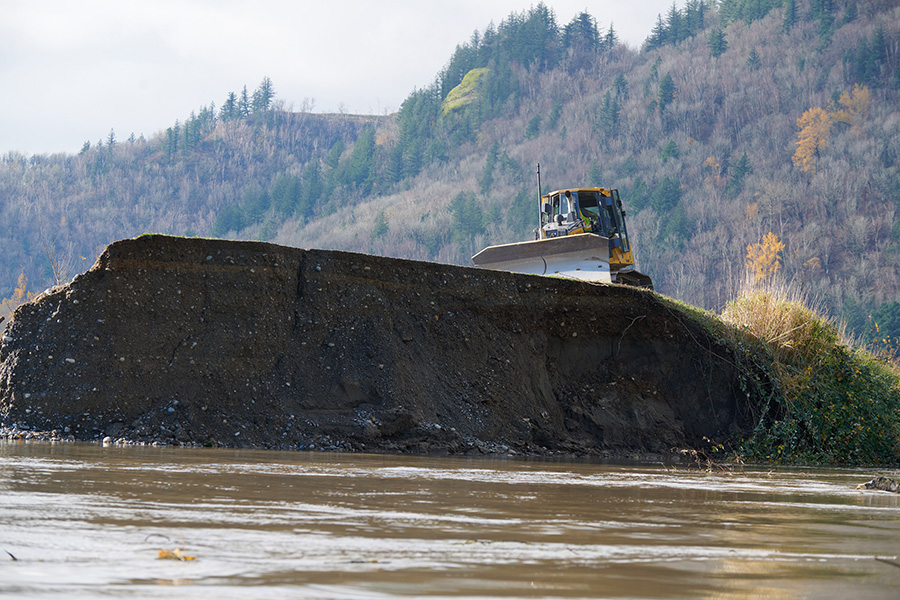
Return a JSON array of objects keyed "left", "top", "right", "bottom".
[
  {"left": 851, "top": 38, "right": 874, "bottom": 83},
  {"left": 842, "top": 2, "right": 858, "bottom": 25},
  {"left": 251, "top": 76, "right": 275, "bottom": 113},
  {"left": 186, "top": 111, "right": 207, "bottom": 151},
  {"left": 441, "top": 40, "right": 479, "bottom": 98},
  {"left": 220, "top": 92, "right": 238, "bottom": 121},
  {"left": 846, "top": 33, "right": 891, "bottom": 86},
  {"left": 783, "top": 0, "right": 797, "bottom": 33},
  {"left": 239, "top": 86, "right": 251, "bottom": 117},
  {"left": 524, "top": 115, "right": 541, "bottom": 139},
  {"left": 106, "top": 129, "right": 116, "bottom": 163},
  {"left": 651, "top": 176, "right": 682, "bottom": 213},
  {"left": 427, "top": 136, "right": 449, "bottom": 164},
  {"left": 646, "top": 14, "right": 667, "bottom": 50},
  {"left": 604, "top": 24, "right": 618, "bottom": 50},
  {"left": 163, "top": 122, "right": 179, "bottom": 159},
  {"left": 547, "top": 98, "right": 563, "bottom": 130},
  {"left": 646, "top": 1, "right": 712, "bottom": 49},
  {"left": 396, "top": 86, "right": 441, "bottom": 179},
  {"left": 626, "top": 177, "right": 650, "bottom": 212},
  {"left": 659, "top": 139, "right": 680, "bottom": 161},
  {"left": 601, "top": 91, "right": 620, "bottom": 134},
  {"left": 298, "top": 160, "right": 324, "bottom": 218},
  {"left": 241, "top": 186, "right": 270, "bottom": 223},
  {"left": 726, "top": 153, "right": 752, "bottom": 197},
  {"left": 871, "top": 25, "right": 888, "bottom": 70},
  {"left": 613, "top": 73, "right": 628, "bottom": 99},
  {"left": 372, "top": 210, "right": 389, "bottom": 239},
  {"left": 270, "top": 174, "right": 301, "bottom": 217},
  {"left": 708, "top": 27, "right": 728, "bottom": 58},
  {"left": 621, "top": 156, "right": 639, "bottom": 177},
  {"left": 650, "top": 56, "right": 662, "bottom": 81},
  {"left": 483, "top": 57, "right": 519, "bottom": 117},
  {"left": 562, "top": 12, "right": 599, "bottom": 52},
  {"left": 500, "top": 4, "right": 560, "bottom": 71},
  {"left": 345, "top": 127, "right": 377, "bottom": 193},
  {"left": 325, "top": 139, "right": 344, "bottom": 169},
  {"left": 480, "top": 142, "right": 499, "bottom": 194},
  {"left": 661, "top": 202, "right": 689, "bottom": 244},
  {"left": 449, "top": 191, "right": 485, "bottom": 242},
  {"left": 658, "top": 73, "right": 676, "bottom": 113},
  {"left": 403, "top": 134, "right": 426, "bottom": 180},
  {"left": 665, "top": 2, "right": 683, "bottom": 45},
  {"left": 808, "top": 0, "right": 834, "bottom": 21},
  {"left": 383, "top": 143, "right": 403, "bottom": 186},
  {"left": 747, "top": 48, "right": 762, "bottom": 70},
  {"left": 720, "top": 0, "right": 782, "bottom": 24},
  {"left": 809, "top": 0, "right": 836, "bottom": 40},
  {"left": 211, "top": 204, "right": 246, "bottom": 237},
  {"left": 685, "top": 0, "right": 706, "bottom": 33}
]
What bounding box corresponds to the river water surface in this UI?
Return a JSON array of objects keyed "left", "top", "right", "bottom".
[{"left": 1, "top": 442, "right": 898, "bottom": 599}]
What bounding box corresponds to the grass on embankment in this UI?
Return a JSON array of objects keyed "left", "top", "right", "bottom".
[{"left": 664, "top": 283, "right": 900, "bottom": 467}]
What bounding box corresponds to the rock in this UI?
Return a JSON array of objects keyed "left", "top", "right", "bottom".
[{"left": 857, "top": 477, "right": 900, "bottom": 493}]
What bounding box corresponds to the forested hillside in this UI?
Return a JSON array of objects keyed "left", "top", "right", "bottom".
[{"left": 2, "top": 0, "right": 900, "bottom": 345}]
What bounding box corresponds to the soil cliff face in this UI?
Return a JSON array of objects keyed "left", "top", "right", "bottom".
[{"left": 0, "top": 235, "right": 753, "bottom": 456}]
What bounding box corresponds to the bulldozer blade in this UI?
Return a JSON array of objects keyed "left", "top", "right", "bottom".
[{"left": 472, "top": 234, "right": 612, "bottom": 283}]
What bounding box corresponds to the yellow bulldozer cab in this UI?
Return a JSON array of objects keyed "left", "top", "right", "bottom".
[{"left": 539, "top": 188, "right": 636, "bottom": 271}]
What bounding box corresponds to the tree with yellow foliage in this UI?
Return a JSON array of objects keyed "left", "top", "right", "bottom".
[
  {"left": 746, "top": 232, "right": 785, "bottom": 283},
  {"left": 0, "top": 272, "right": 35, "bottom": 323},
  {"left": 792, "top": 85, "right": 871, "bottom": 177},
  {"left": 792, "top": 107, "right": 832, "bottom": 175},
  {"left": 829, "top": 84, "right": 870, "bottom": 128}
]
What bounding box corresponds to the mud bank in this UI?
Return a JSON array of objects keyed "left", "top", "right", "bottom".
[{"left": 0, "top": 235, "right": 755, "bottom": 457}]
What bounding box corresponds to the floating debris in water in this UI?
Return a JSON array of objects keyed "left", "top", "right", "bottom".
[
  {"left": 157, "top": 548, "right": 196, "bottom": 561},
  {"left": 146, "top": 533, "right": 196, "bottom": 561}
]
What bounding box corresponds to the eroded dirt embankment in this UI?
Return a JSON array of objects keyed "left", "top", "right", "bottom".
[{"left": 0, "top": 235, "right": 754, "bottom": 457}]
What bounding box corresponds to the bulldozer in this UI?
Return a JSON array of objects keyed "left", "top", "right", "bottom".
[{"left": 472, "top": 186, "right": 653, "bottom": 289}]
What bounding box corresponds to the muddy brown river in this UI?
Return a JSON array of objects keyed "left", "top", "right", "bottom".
[{"left": 1, "top": 442, "right": 898, "bottom": 599}]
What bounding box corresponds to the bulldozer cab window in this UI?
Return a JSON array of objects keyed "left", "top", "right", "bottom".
[
  {"left": 591, "top": 193, "right": 618, "bottom": 238},
  {"left": 560, "top": 193, "right": 577, "bottom": 218},
  {"left": 575, "top": 191, "right": 618, "bottom": 237},
  {"left": 611, "top": 190, "right": 630, "bottom": 252},
  {"left": 542, "top": 193, "right": 564, "bottom": 226},
  {"left": 576, "top": 192, "right": 601, "bottom": 231},
  {"left": 600, "top": 205, "right": 616, "bottom": 236}
]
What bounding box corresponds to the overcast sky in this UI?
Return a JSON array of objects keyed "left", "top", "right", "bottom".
[{"left": 2, "top": 1, "right": 681, "bottom": 156}]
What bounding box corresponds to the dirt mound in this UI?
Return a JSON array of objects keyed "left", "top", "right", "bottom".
[{"left": 0, "top": 235, "right": 753, "bottom": 457}]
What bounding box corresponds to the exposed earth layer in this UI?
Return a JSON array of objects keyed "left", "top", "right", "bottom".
[{"left": 0, "top": 235, "right": 755, "bottom": 457}]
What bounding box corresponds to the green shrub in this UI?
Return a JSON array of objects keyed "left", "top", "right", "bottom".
[{"left": 720, "top": 284, "right": 900, "bottom": 465}]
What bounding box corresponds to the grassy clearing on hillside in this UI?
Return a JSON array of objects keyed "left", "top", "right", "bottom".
[
  {"left": 441, "top": 68, "right": 490, "bottom": 115},
  {"left": 714, "top": 282, "right": 900, "bottom": 466}
]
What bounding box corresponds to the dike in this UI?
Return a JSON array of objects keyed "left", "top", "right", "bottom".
[{"left": 0, "top": 235, "right": 754, "bottom": 457}]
